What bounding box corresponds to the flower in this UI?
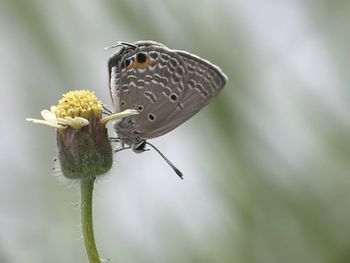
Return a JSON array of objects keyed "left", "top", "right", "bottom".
[
  {"left": 26, "top": 90, "right": 138, "bottom": 179},
  {"left": 26, "top": 90, "right": 137, "bottom": 130}
]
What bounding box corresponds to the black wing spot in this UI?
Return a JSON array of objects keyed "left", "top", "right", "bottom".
[
  {"left": 136, "top": 52, "right": 147, "bottom": 63},
  {"left": 148, "top": 113, "right": 156, "bottom": 121},
  {"left": 170, "top": 93, "right": 178, "bottom": 101},
  {"left": 137, "top": 105, "right": 144, "bottom": 112}
]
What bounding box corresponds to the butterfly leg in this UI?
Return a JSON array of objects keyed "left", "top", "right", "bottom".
[
  {"left": 112, "top": 139, "right": 136, "bottom": 153},
  {"left": 115, "top": 145, "right": 132, "bottom": 153},
  {"left": 102, "top": 105, "right": 113, "bottom": 115},
  {"left": 110, "top": 137, "right": 128, "bottom": 152},
  {"left": 109, "top": 137, "right": 121, "bottom": 142}
]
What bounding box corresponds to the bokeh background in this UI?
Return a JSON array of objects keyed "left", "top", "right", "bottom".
[{"left": 1, "top": 0, "right": 350, "bottom": 262}]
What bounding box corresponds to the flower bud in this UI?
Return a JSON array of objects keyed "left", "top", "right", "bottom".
[
  {"left": 57, "top": 117, "right": 112, "bottom": 179},
  {"left": 54, "top": 91, "right": 112, "bottom": 179}
]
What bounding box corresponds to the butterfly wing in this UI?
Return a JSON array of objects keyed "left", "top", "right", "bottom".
[
  {"left": 109, "top": 43, "right": 190, "bottom": 140},
  {"left": 141, "top": 50, "right": 227, "bottom": 139},
  {"left": 109, "top": 41, "right": 227, "bottom": 141}
]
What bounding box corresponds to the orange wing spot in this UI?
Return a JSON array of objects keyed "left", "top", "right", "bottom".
[{"left": 128, "top": 57, "right": 152, "bottom": 69}]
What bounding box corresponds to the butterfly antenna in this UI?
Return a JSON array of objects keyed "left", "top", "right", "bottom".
[
  {"left": 104, "top": 42, "right": 137, "bottom": 50},
  {"left": 145, "top": 142, "right": 183, "bottom": 180}
]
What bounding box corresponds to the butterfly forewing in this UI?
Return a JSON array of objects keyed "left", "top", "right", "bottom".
[
  {"left": 110, "top": 44, "right": 190, "bottom": 137},
  {"left": 140, "top": 50, "right": 227, "bottom": 139},
  {"left": 109, "top": 41, "right": 227, "bottom": 143}
]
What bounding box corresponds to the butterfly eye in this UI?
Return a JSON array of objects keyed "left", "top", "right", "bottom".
[{"left": 124, "top": 57, "right": 134, "bottom": 67}]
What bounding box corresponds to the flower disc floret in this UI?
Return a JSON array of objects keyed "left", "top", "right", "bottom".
[{"left": 55, "top": 90, "right": 103, "bottom": 119}]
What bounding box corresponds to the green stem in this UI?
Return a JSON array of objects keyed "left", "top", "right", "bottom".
[{"left": 80, "top": 177, "right": 101, "bottom": 263}]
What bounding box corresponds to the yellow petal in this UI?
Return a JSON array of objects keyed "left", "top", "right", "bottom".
[{"left": 101, "top": 109, "right": 139, "bottom": 125}]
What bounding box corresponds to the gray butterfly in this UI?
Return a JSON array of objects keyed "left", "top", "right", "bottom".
[{"left": 108, "top": 41, "right": 227, "bottom": 178}]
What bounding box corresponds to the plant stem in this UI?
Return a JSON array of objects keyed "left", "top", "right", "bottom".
[{"left": 80, "top": 177, "right": 101, "bottom": 263}]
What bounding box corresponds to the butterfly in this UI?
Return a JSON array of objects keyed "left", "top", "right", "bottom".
[{"left": 108, "top": 41, "right": 227, "bottom": 178}]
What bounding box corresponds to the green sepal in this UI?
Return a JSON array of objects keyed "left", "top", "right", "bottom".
[{"left": 57, "top": 119, "right": 112, "bottom": 179}]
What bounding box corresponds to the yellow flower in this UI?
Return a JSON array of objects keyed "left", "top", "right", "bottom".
[
  {"left": 26, "top": 90, "right": 138, "bottom": 179},
  {"left": 26, "top": 90, "right": 137, "bottom": 129}
]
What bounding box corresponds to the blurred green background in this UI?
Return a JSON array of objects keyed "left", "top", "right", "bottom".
[{"left": 1, "top": 0, "right": 350, "bottom": 262}]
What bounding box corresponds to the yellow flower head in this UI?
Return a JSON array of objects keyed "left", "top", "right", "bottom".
[
  {"left": 26, "top": 90, "right": 138, "bottom": 179},
  {"left": 26, "top": 90, "right": 138, "bottom": 130},
  {"left": 55, "top": 90, "right": 103, "bottom": 119}
]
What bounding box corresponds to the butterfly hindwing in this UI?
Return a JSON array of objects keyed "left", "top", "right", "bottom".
[
  {"left": 109, "top": 41, "right": 227, "bottom": 141},
  {"left": 141, "top": 50, "right": 227, "bottom": 138}
]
